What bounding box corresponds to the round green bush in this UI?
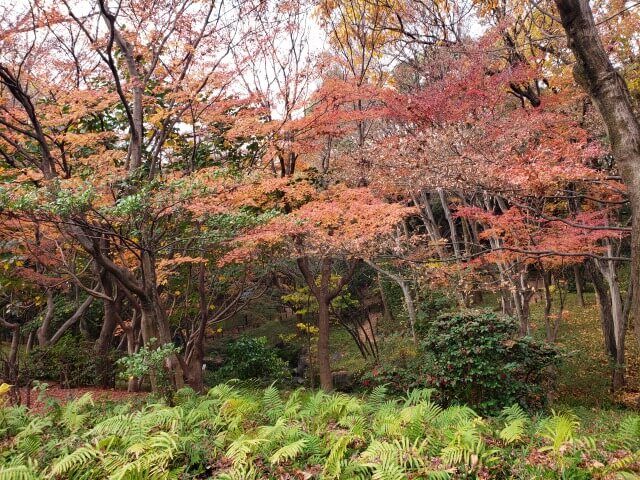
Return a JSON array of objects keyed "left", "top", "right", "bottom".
[
  {"left": 421, "top": 309, "right": 559, "bottom": 412},
  {"left": 212, "top": 335, "right": 289, "bottom": 385}
]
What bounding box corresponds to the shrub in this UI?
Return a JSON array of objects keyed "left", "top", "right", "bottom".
[
  {"left": 359, "top": 357, "right": 431, "bottom": 395},
  {"left": 24, "top": 335, "right": 96, "bottom": 388},
  {"left": 421, "top": 309, "right": 559, "bottom": 412},
  {"left": 213, "top": 336, "right": 289, "bottom": 384},
  {"left": 358, "top": 334, "right": 434, "bottom": 394},
  {"left": 116, "top": 341, "right": 180, "bottom": 401},
  {"left": 415, "top": 289, "right": 456, "bottom": 336}
]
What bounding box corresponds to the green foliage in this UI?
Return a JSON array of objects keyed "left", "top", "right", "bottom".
[
  {"left": 360, "top": 356, "right": 432, "bottom": 395},
  {"left": 1, "top": 386, "right": 639, "bottom": 479},
  {"left": 421, "top": 310, "right": 560, "bottom": 412},
  {"left": 116, "top": 341, "right": 180, "bottom": 381},
  {"left": 498, "top": 404, "right": 529, "bottom": 444},
  {"left": 212, "top": 336, "right": 289, "bottom": 384},
  {"left": 24, "top": 335, "right": 96, "bottom": 388},
  {"left": 415, "top": 289, "right": 456, "bottom": 333},
  {"left": 43, "top": 182, "right": 96, "bottom": 216},
  {"left": 282, "top": 275, "right": 359, "bottom": 315},
  {"left": 116, "top": 341, "right": 180, "bottom": 400},
  {"left": 357, "top": 333, "right": 434, "bottom": 394}
]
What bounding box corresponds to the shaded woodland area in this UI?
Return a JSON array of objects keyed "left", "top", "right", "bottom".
[{"left": 2, "top": 0, "right": 640, "bottom": 477}]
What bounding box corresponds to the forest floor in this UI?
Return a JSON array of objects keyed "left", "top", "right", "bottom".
[
  {"left": 527, "top": 292, "right": 640, "bottom": 409},
  {"left": 7, "top": 291, "right": 640, "bottom": 412},
  {"left": 207, "top": 290, "right": 640, "bottom": 409},
  {"left": 14, "top": 385, "right": 147, "bottom": 413},
  {"left": 325, "top": 291, "right": 640, "bottom": 410}
]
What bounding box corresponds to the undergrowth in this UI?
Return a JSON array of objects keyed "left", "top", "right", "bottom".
[{"left": 1, "top": 384, "right": 639, "bottom": 479}]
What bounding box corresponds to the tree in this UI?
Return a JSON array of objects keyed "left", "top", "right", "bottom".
[
  {"left": 223, "top": 180, "right": 412, "bottom": 390},
  {"left": 552, "top": 0, "right": 640, "bottom": 373},
  {"left": 0, "top": 0, "right": 268, "bottom": 392}
]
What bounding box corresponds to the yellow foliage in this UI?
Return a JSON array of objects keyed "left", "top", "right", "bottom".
[{"left": 0, "top": 383, "right": 12, "bottom": 406}]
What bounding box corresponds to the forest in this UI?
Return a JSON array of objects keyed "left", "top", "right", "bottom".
[{"left": 2, "top": 0, "right": 640, "bottom": 478}]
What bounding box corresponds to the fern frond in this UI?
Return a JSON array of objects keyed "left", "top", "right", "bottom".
[
  {"left": 269, "top": 437, "right": 308, "bottom": 464},
  {"left": 282, "top": 389, "right": 303, "bottom": 419},
  {"left": 538, "top": 411, "right": 579, "bottom": 454},
  {"left": 404, "top": 388, "right": 436, "bottom": 407},
  {"left": 499, "top": 418, "right": 526, "bottom": 444},
  {"left": 0, "top": 465, "right": 40, "bottom": 480},
  {"left": 500, "top": 404, "right": 528, "bottom": 423},
  {"left": 617, "top": 415, "right": 640, "bottom": 450},
  {"left": 323, "top": 434, "right": 355, "bottom": 479},
  {"left": 225, "top": 435, "right": 267, "bottom": 467},
  {"left": 367, "top": 385, "right": 389, "bottom": 411},
  {"left": 50, "top": 446, "right": 98, "bottom": 476},
  {"left": 262, "top": 384, "right": 284, "bottom": 423}
]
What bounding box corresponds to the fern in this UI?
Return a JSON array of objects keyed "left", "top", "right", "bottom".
[
  {"left": 538, "top": 411, "right": 579, "bottom": 454},
  {"left": 370, "top": 458, "right": 406, "bottom": 480},
  {"left": 1, "top": 384, "right": 638, "bottom": 480},
  {"left": 50, "top": 446, "right": 99, "bottom": 476},
  {"left": 225, "top": 435, "right": 267, "bottom": 467},
  {"left": 403, "top": 388, "right": 436, "bottom": 407},
  {"left": 269, "top": 437, "right": 308, "bottom": 464},
  {"left": 617, "top": 415, "right": 640, "bottom": 450},
  {"left": 0, "top": 465, "right": 41, "bottom": 480},
  {"left": 282, "top": 388, "right": 303, "bottom": 419},
  {"left": 499, "top": 418, "right": 526, "bottom": 444},
  {"left": 367, "top": 384, "right": 389, "bottom": 411},
  {"left": 261, "top": 384, "right": 284, "bottom": 423},
  {"left": 500, "top": 404, "right": 528, "bottom": 423},
  {"left": 604, "top": 451, "right": 640, "bottom": 477},
  {"left": 207, "top": 383, "right": 238, "bottom": 401},
  {"left": 214, "top": 464, "right": 260, "bottom": 480},
  {"left": 59, "top": 393, "right": 94, "bottom": 433},
  {"left": 323, "top": 434, "right": 355, "bottom": 478},
  {"left": 497, "top": 405, "right": 529, "bottom": 445}
]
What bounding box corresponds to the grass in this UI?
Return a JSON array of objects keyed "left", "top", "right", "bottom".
[{"left": 527, "top": 292, "right": 640, "bottom": 408}]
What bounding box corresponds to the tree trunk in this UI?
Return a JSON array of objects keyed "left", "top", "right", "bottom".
[
  {"left": 3, "top": 324, "right": 20, "bottom": 390},
  {"left": 139, "top": 301, "right": 159, "bottom": 391},
  {"left": 317, "top": 297, "right": 332, "bottom": 391},
  {"left": 437, "top": 188, "right": 461, "bottom": 259},
  {"left": 141, "top": 250, "right": 185, "bottom": 390},
  {"left": 588, "top": 260, "right": 617, "bottom": 358},
  {"left": 554, "top": 0, "right": 640, "bottom": 354},
  {"left": 377, "top": 274, "right": 395, "bottom": 324},
  {"left": 596, "top": 245, "right": 626, "bottom": 390},
  {"left": 296, "top": 256, "right": 359, "bottom": 392},
  {"left": 49, "top": 296, "right": 94, "bottom": 346},
  {"left": 8, "top": 326, "right": 19, "bottom": 380},
  {"left": 414, "top": 191, "right": 446, "bottom": 259},
  {"left": 94, "top": 311, "right": 117, "bottom": 388},
  {"left": 364, "top": 260, "right": 417, "bottom": 343},
  {"left": 399, "top": 281, "right": 418, "bottom": 342},
  {"left": 542, "top": 271, "right": 555, "bottom": 342},
  {"left": 512, "top": 287, "right": 527, "bottom": 336},
  {"left": 574, "top": 264, "right": 585, "bottom": 307},
  {"left": 26, "top": 331, "right": 35, "bottom": 354},
  {"left": 185, "top": 263, "right": 208, "bottom": 392},
  {"left": 94, "top": 279, "right": 120, "bottom": 388},
  {"left": 125, "top": 312, "right": 140, "bottom": 392},
  {"left": 588, "top": 258, "right": 624, "bottom": 390},
  {"left": 36, "top": 291, "right": 55, "bottom": 346}
]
